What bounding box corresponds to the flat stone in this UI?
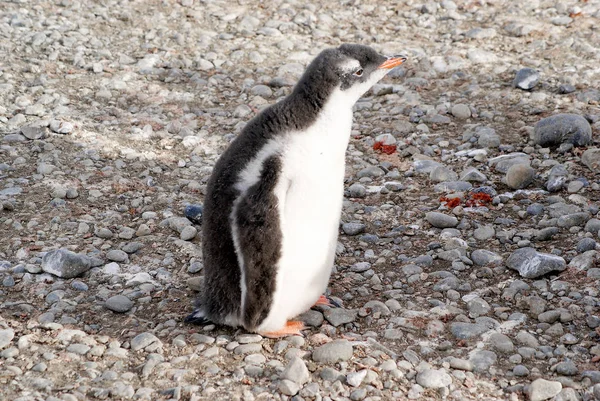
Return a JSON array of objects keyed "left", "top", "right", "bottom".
[
  {"left": 506, "top": 247, "right": 566, "bottom": 278},
  {"left": 280, "top": 357, "right": 309, "bottom": 385},
  {"left": 324, "top": 308, "right": 357, "bottom": 327},
  {"left": 416, "top": 369, "right": 452, "bottom": 388},
  {"left": 342, "top": 222, "right": 366, "bottom": 236},
  {"left": 449, "top": 322, "right": 488, "bottom": 339},
  {"left": 526, "top": 378, "right": 562, "bottom": 401},
  {"left": 430, "top": 166, "right": 458, "bottom": 183},
  {"left": 471, "top": 249, "right": 503, "bottom": 266},
  {"left": 513, "top": 68, "right": 540, "bottom": 90},
  {"left": 278, "top": 379, "right": 299, "bottom": 396},
  {"left": 534, "top": 114, "right": 592, "bottom": 147},
  {"left": 41, "top": 249, "right": 91, "bottom": 279},
  {"left": 131, "top": 332, "right": 162, "bottom": 351},
  {"left": 105, "top": 295, "right": 134, "bottom": 313},
  {"left": 106, "top": 249, "right": 128, "bottom": 263},
  {"left": 312, "top": 340, "right": 353, "bottom": 363},
  {"left": 0, "top": 328, "right": 15, "bottom": 349},
  {"left": 489, "top": 153, "right": 530, "bottom": 173},
  {"left": 425, "top": 212, "right": 458, "bottom": 228}
]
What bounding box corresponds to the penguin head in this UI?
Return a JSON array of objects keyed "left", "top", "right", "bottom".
[
  {"left": 335, "top": 44, "right": 406, "bottom": 102},
  {"left": 295, "top": 44, "right": 407, "bottom": 108}
]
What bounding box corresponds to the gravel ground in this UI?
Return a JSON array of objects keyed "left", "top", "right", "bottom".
[{"left": 1, "top": 0, "right": 600, "bottom": 400}]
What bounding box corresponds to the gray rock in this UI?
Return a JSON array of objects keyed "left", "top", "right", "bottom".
[
  {"left": 460, "top": 167, "right": 487, "bottom": 182},
  {"left": 516, "top": 331, "right": 539, "bottom": 348},
  {"left": 538, "top": 310, "right": 561, "bottom": 323},
  {"left": 278, "top": 379, "right": 299, "bottom": 396},
  {"left": 347, "top": 183, "right": 366, "bottom": 198},
  {"left": 489, "top": 153, "right": 530, "bottom": 173},
  {"left": 513, "top": 365, "right": 530, "bottom": 377},
  {"left": 513, "top": 68, "right": 540, "bottom": 90},
  {"left": 488, "top": 333, "right": 514, "bottom": 353},
  {"left": 363, "top": 300, "right": 391, "bottom": 316},
  {"left": 451, "top": 104, "right": 471, "bottom": 119},
  {"left": 474, "top": 226, "right": 495, "bottom": 240},
  {"left": 469, "top": 350, "right": 497, "bottom": 372},
  {"left": 413, "top": 160, "right": 443, "bottom": 174},
  {"left": 49, "top": 120, "right": 74, "bottom": 134},
  {"left": 41, "top": 249, "right": 91, "bottom": 279},
  {"left": 0, "top": 328, "right": 15, "bottom": 349},
  {"left": 581, "top": 148, "right": 600, "bottom": 171},
  {"left": 467, "top": 297, "right": 491, "bottom": 317},
  {"left": 425, "top": 212, "right": 458, "bottom": 228},
  {"left": 131, "top": 332, "right": 162, "bottom": 351},
  {"left": 576, "top": 238, "right": 597, "bottom": 253},
  {"left": 449, "top": 322, "right": 488, "bottom": 339},
  {"left": 324, "top": 308, "right": 357, "bottom": 327},
  {"left": 346, "top": 370, "right": 367, "bottom": 387},
  {"left": 534, "top": 114, "right": 592, "bottom": 147},
  {"left": 21, "top": 126, "right": 46, "bottom": 140},
  {"left": 471, "top": 249, "right": 503, "bottom": 266},
  {"left": 430, "top": 166, "right": 458, "bottom": 183},
  {"left": 584, "top": 218, "right": 600, "bottom": 233},
  {"left": 505, "top": 164, "right": 535, "bottom": 189},
  {"left": 105, "top": 295, "right": 134, "bottom": 313},
  {"left": 357, "top": 166, "right": 384, "bottom": 178},
  {"left": 415, "top": 369, "right": 452, "bottom": 388},
  {"left": 478, "top": 128, "right": 501, "bottom": 148},
  {"left": 106, "top": 249, "right": 128, "bottom": 263},
  {"left": 557, "top": 212, "right": 590, "bottom": 228},
  {"left": 250, "top": 85, "right": 272, "bottom": 97},
  {"left": 312, "top": 340, "right": 353, "bottom": 363},
  {"left": 180, "top": 225, "right": 197, "bottom": 241},
  {"left": 280, "top": 357, "right": 309, "bottom": 385},
  {"left": 546, "top": 164, "right": 568, "bottom": 192},
  {"left": 342, "top": 222, "right": 366, "bottom": 236},
  {"left": 506, "top": 247, "right": 566, "bottom": 278},
  {"left": 526, "top": 378, "right": 562, "bottom": 401},
  {"left": 555, "top": 360, "right": 577, "bottom": 376}
]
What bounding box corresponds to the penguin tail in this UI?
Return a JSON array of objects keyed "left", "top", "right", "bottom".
[{"left": 184, "top": 308, "right": 212, "bottom": 325}]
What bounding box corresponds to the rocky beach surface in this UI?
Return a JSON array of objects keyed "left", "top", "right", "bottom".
[{"left": 1, "top": 0, "right": 599, "bottom": 400}]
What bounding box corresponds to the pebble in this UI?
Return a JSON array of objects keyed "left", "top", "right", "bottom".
[
  {"left": 105, "top": 295, "right": 134, "bottom": 313},
  {"left": 106, "top": 249, "right": 128, "bottom": 263},
  {"left": 449, "top": 322, "right": 488, "bottom": 339},
  {"left": 581, "top": 148, "right": 600, "bottom": 171},
  {"left": 534, "top": 114, "right": 592, "bottom": 147},
  {"left": 41, "top": 249, "right": 91, "bottom": 279},
  {"left": 506, "top": 247, "right": 566, "bottom": 278},
  {"left": 505, "top": 164, "right": 535, "bottom": 189},
  {"left": 0, "top": 328, "right": 15, "bottom": 349},
  {"left": 131, "top": 332, "right": 162, "bottom": 351},
  {"left": 451, "top": 104, "right": 471, "bottom": 119},
  {"left": 312, "top": 340, "right": 353, "bottom": 363},
  {"left": 555, "top": 360, "right": 577, "bottom": 376},
  {"left": 425, "top": 212, "right": 458, "bottom": 228},
  {"left": 324, "top": 308, "right": 357, "bottom": 327},
  {"left": 513, "top": 68, "right": 540, "bottom": 90},
  {"left": 416, "top": 369, "right": 452, "bottom": 388},
  {"left": 471, "top": 249, "right": 502, "bottom": 266},
  {"left": 526, "top": 378, "right": 562, "bottom": 401},
  {"left": 280, "top": 357, "right": 310, "bottom": 385},
  {"left": 342, "top": 222, "right": 366, "bottom": 235},
  {"left": 488, "top": 333, "right": 514, "bottom": 353},
  {"left": 278, "top": 379, "right": 299, "bottom": 396}
]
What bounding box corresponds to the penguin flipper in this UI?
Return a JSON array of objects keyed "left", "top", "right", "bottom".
[
  {"left": 233, "top": 155, "right": 283, "bottom": 330},
  {"left": 184, "top": 308, "right": 212, "bottom": 325}
]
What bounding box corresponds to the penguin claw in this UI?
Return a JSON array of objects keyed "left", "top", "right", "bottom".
[
  {"left": 184, "top": 309, "right": 211, "bottom": 325},
  {"left": 259, "top": 320, "right": 306, "bottom": 338},
  {"left": 313, "top": 295, "right": 342, "bottom": 308}
]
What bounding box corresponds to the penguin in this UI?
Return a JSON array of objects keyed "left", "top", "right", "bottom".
[{"left": 186, "top": 44, "right": 406, "bottom": 338}]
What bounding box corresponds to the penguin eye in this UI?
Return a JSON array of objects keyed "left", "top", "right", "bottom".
[{"left": 353, "top": 68, "right": 364, "bottom": 77}]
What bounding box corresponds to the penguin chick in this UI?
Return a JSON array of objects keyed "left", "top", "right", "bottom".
[{"left": 186, "top": 44, "right": 406, "bottom": 338}]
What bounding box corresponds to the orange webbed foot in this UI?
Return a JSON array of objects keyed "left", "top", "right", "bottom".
[
  {"left": 259, "top": 320, "right": 306, "bottom": 339},
  {"left": 313, "top": 295, "right": 341, "bottom": 308}
]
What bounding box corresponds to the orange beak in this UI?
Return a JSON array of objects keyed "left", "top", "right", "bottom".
[{"left": 378, "top": 55, "right": 407, "bottom": 70}]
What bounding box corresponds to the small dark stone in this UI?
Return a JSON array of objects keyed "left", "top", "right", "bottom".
[
  {"left": 184, "top": 204, "right": 203, "bottom": 224},
  {"left": 513, "top": 68, "right": 540, "bottom": 90},
  {"left": 558, "top": 84, "right": 576, "bottom": 94}
]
